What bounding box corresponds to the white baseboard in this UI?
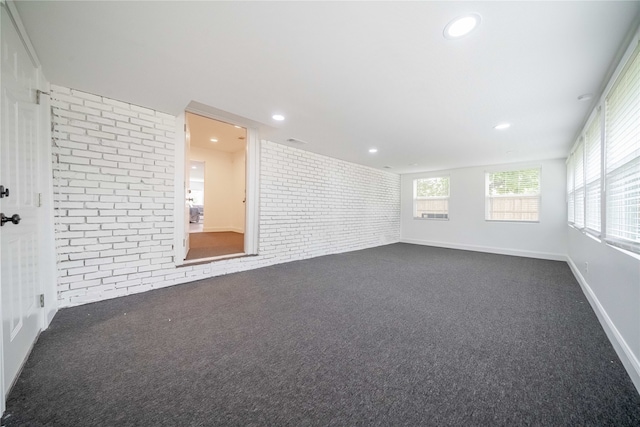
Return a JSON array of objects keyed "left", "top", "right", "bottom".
[
  {"left": 566, "top": 257, "right": 640, "bottom": 394},
  {"left": 45, "top": 307, "right": 58, "bottom": 329},
  {"left": 203, "top": 227, "right": 245, "bottom": 234},
  {"left": 400, "top": 238, "right": 567, "bottom": 261}
]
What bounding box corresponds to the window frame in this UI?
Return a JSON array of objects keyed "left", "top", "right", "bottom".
[
  {"left": 412, "top": 176, "right": 451, "bottom": 221},
  {"left": 573, "top": 140, "right": 586, "bottom": 229},
  {"left": 567, "top": 155, "right": 575, "bottom": 224},
  {"left": 485, "top": 166, "right": 542, "bottom": 223},
  {"left": 566, "top": 38, "right": 640, "bottom": 256},
  {"left": 603, "top": 43, "right": 640, "bottom": 254},
  {"left": 583, "top": 108, "right": 602, "bottom": 237}
]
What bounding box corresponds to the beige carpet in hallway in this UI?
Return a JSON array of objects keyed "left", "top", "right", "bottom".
[{"left": 186, "top": 232, "right": 244, "bottom": 260}]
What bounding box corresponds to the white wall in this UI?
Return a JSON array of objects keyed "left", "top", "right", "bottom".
[
  {"left": 190, "top": 147, "right": 245, "bottom": 233},
  {"left": 567, "top": 228, "right": 640, "bottom": 390},
  {"left": 50, "top": 85, "right": 401, "bottom": 306},
  {"left": 401, "top": 159, "right": 567, "bottom": 260},
  {"left": 190, "top": 146, "right": 235, "bottom": 232}
]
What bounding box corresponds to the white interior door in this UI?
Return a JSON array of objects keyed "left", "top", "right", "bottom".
[{"left": 1, "top": 6, "right": 43, "bottom": 398}]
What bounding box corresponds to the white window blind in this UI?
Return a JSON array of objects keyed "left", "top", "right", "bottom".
[
  {"left": 574, "top": 143, "right": 585, "bottom": 228},
  {"left": 486, "top": 168, "right": 540, "bottom": 222},
  {"left": 413, "top": 177, "right": 450, "bottom": 219},
  {"left": 605, "top": 43, "right": 640, "bottom": 252},
  {"left": 584, "top": 111, "right": 601, "bottom": 234},
  {"left": 567, "top": 155, "right": 575, "bottom": 224}
]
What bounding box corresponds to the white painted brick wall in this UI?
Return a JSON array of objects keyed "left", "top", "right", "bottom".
[{"left": 51, "top": 86, "right": 400, "bottom": 307}]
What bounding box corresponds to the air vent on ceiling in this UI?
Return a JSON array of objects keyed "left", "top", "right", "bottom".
[{"left": 286, "top": 138, "right": 308, "bottom": 145}]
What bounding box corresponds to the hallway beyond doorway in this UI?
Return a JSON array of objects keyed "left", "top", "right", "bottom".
[{"left": 185, "top": 232, "right": 244, "bottom": 260}]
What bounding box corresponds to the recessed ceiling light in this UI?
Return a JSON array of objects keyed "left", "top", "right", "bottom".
[
  {"left": 577, "top": 93, "right": 593, "bottom": 102},
  {"left": 272, "top": 114, "right": 285, "bottom": 121},
  {"left": 369, "top": 148, "right": 378, "bottom": 153},
  {"left": 191, "top": 166, "right": 197, "bottom": 169},
  {"left": 234, "top": 125, "right": 242, "bottom": 129},
  {"left": 444, "top": 14, "right": 481, "bottom": 39},
  {"left": 494, "top": 123, "right": 511, "bottom": 130},
  {"left": 210, "top": 138, "right": 218, "bottom": 142}
]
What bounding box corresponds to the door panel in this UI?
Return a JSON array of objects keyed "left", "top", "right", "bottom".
[{"left": 1, "top": 6, "right": 42, "bottom": 395}]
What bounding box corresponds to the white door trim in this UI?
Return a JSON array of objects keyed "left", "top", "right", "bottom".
[
  {"left": 244, "top": 130, "right": 260, "bottom": 255},
  {"left": 173, "top": 113, "right": 186, "bottom": 263},
  {"left": 37, "top": 87, "right": 58, "bottom": 328}
]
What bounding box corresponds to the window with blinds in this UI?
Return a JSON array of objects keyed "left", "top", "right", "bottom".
[
  {"left": 413, "top": 177, "right": 450, "bottom": 220},
  {"left": 486, "top": 168, "right": 540, "bottom": 222},
  {"left": 584, "top": 111, "right": 601, "bottom": 234},
  {"left": 567, "top": 155, "right": 575, "bottom": 223},
  {"left": 574, "top": 143, "right": 585, "bottom": 228},
  {"left": 605, "top": 44, "right": 640, "bottom": 252}
]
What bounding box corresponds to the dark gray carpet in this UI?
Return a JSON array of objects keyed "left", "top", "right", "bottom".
[{"left": 3, "top": 243, "right": 640, "bottom": 426}]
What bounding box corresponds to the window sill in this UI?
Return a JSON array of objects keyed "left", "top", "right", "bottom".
[
  {"left": 605, "top": 242, "right": 640, "bottom": 261},
  {"left": 569, "top": 226, "right": 640, "bottom": 261},
  {"left": 584, "top": 232, "right": 601, "bottom": 243},
  {"left": 485, "top": 220, "right": 540, "bottom": 223},
  {"left": 604, "top": 241, "right": 640, "bottom": 261},
  {"left": 413, "top": 217, "right": 449, "bottom": 221}
]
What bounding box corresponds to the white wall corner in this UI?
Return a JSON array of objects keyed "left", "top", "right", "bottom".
[
  {"left": 400, "top": 238, "right": 568, "bottom": 262},
  {"left": 566, "top": 256, "right": 640, "bottom": 395}
]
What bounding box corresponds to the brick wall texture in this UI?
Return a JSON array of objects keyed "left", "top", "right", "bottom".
[{"left": 51, "top": 86, "right": 400, "bottom": 307}]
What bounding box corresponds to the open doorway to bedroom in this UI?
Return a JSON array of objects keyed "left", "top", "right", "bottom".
[{"left": 185, "top": 112, "right": 246, "bottom": 260}]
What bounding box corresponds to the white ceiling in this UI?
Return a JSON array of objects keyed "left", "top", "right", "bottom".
[
  {"left": 14, "top": 1, "right": 640, "bottom": 174},
  {"left": 187, "top": 112, "right": 247, "bottom": 153}
]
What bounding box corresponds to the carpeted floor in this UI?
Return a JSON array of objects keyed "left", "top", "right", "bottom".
[
  {"left": 185, "top": 231, "right": 244, "bottom": 260},
  {"left": 3, "top": 243, "right": 640, "bottom": 426}
]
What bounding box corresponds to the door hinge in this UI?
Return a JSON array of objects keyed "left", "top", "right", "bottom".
[
  {"left": 36, "top": 89, "right": 50, "bottom": 105},
  {"left": 184, "top": 124, "right": 187, "bottom": 132},
  {"left": 39, "top": 294, "right": 45, "bottom": 308},
  {"left": 37, "top": 192, "right": 42, "bottom": 207}
]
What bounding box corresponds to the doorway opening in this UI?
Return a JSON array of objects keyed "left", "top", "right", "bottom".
[{"left": 184, "top": 112, "right": 247, "bottom": 261}]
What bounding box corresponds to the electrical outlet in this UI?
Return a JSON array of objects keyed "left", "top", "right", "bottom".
[{"left": 584, "top": 262, "right": 589, "bottom": 275}]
